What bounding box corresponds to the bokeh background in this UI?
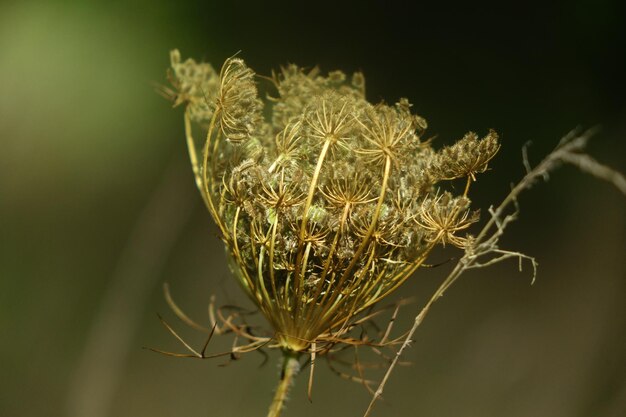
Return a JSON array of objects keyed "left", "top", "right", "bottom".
[{"left": 1, "top": 1, "right": 624, "bottom": 417}]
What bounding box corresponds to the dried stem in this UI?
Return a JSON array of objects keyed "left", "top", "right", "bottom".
[
  {"left": 267, "top": 351, "right": 301, "bottom": 417},
  {"left": 363, "top": 128, "right": 626, "bottom": 417}
]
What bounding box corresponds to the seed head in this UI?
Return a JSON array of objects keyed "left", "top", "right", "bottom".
[
  {"left": 416, "top": 193, "right": 480, "bottom": 248},
  {"left": 431, "top": 130, "right": 500, "bottom": 181},
  {"left": 216, "top": 57, "right": 264, "bottom": 143},
  {"left": 167, "top": 51, "right": 499, "bottom": 353},
  {"left": 167, "top": 49, "right": 218, "bottom": 123}
]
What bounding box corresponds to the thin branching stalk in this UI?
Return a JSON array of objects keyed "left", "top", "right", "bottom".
[{"left": 363, "top": 128, "right": 626, "bottom": 417}]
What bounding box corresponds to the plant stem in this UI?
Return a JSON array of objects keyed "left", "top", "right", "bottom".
[
  {"left": 267, "top": 351, "right": 300, "bottom": 417},
  {"left": 363, "top": 128, "right": 626, "bottom": 417}
]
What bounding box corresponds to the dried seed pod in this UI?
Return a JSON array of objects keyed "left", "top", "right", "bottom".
[
  {"left": 166, "top": 50, "right": 499, "bottom": 353},
  {"left": 431, "top": 129, "right": 500, "bottom": 181},
  {"left": 216, "top": 57, "right": 263, "bottom": 144},
  {"left": 416, "top": 193, "right": 480, "bottom": 248},
  {"left": 168, "top": 49, "right": 218, "bottom": 123}
]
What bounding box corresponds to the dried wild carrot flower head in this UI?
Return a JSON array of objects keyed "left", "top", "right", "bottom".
[{"left": 165, "top": 50, "right": 499, "bottom": 354}]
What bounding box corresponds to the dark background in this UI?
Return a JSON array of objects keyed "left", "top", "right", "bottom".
[{"left": 1, "top": 1, "right": 624, "bottom": 416}]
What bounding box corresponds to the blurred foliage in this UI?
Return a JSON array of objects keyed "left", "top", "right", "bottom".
[{"left": 0, "top": 1, "right": 624, "bottom": 417}]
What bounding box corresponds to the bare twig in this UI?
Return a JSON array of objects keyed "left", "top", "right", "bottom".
[
  {"left": 560, "top": 152, "right": 626, "bottom": 194},
  {"left": 363, "top": 128, "right": 626, "bottom": 417}
]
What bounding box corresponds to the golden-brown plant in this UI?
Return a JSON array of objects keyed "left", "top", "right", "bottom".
[
  {"left": 156, "top": 50, "right": 626, "bottom": 417},
  {"left": 160, "top": 49, "right": 502, "bottom": 417}
]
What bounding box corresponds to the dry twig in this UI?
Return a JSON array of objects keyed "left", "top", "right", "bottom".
[{"left": 363, "top": 128, "right": 626, "bottom": 417}]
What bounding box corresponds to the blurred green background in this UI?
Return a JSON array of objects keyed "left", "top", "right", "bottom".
[{"left": 1, "top": 1, "right": 624, "bottom": 416}]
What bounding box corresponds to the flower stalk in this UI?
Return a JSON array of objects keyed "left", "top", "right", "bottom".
[{"left": 267, "top": 351, "right": 301, "bottom": 417}]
